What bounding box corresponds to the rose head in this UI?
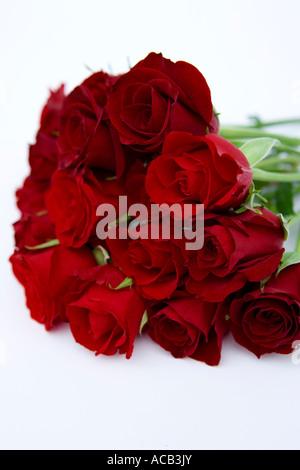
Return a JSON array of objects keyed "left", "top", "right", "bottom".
[
  {"left": 107, "top": 52, "right": 218, "bottom": 153},
  {"left": 46, "top": 168, "right": 125, "bottom": 248},
  {"left": 145, "top": 132, "right": 253, "bottom": 212},
  {"left": 147, "top": 294, "right": 228, "bottom": 366},
  {"left": 229, "top": 262, "right": 300, "bottom": 358},
  {"left": 10, "top": 246, "right": 96, "bottom": 330},
  {"left": 106, "top": 228, "right": 187, "bottom": 300},
  {"left": 29, "top": 85, "right": 65, "bottom": 183},
  {"left": 58, "top": 72, "right": 125, "bottom": 176},
  {"left": 184, "top": 208, "right": 285, "bottom": 302},
  {"left": 66, "top": 265, "right": 147, "bottom": 359}
]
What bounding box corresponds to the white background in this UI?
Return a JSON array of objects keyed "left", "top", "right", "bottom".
[{"left": 1, "top": 0, "right": 300, "bottom": 451}]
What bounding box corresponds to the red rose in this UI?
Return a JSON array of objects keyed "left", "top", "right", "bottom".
[
  {"left": 107, "top": 52, "right": 218, "bottom": 153},
  {"left": 146, "top": 293, "right": 228, "bottom": 366},
  {"left": 39, "top": 84, "right": 65, "bottom": 136},
  {"left": 10, "top": 246, "right": 96, "bottom": 330},
  {"left": 29, "top": 85, "right": 65, "bottom": 182},
  {"left": 14, "top": 212, "right": 56, "bottom": 252},
  {"left": 184, "top": 209, "right": 285, "bottom": 302},
  {"left": 145, "top": 132, "right": 253, "bottom": 211},
  {"left": 16, "top": 177, "right": 49, "bottom": 216},
  {"left": 65, "top": 265, "right": 147, "bottom": 359},
  {"left": 46, "top": 168, "right": 125, "bottom": 248},
  {"left": 58, "top": 72, "right": 125, "bottom": 176},
  {"left": 228, "top": 263, "right": 300, "bottom": 358},
  {"left": 106, "top": 228, "right": 186, "bottom": 300}
]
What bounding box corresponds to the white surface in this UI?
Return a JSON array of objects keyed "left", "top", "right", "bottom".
[{"left": 1, "top": 0, "right": 300, "bottom": 451}]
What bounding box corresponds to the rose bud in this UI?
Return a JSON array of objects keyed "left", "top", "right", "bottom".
[
  {"left": 10, "top": 245, "right": 97, "bottom": 330},
  {"left": 228, "top": 262, "right": 300, "bottom": 358},
  {"left": 184, "top": 208, "right": 285, "bottom": 302},
  {"left": 146, "top": 293, "right": 228, "bottom": 366},
  {"left": 65, "top": 265, "right": 147, "bottom": 359},
  {"left": 145, "top": 132, "right": 253, "bottom": 212},
  {"left": 107, "top": 52, "right": 218, "bottom": 153}
]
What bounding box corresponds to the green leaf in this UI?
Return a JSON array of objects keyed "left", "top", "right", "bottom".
[
  {"left": 240, "top": 137, "right": 278, "bottom": 168},
  {"left": 93, "top": 246, "right": 110, "bottom": 266},
  {"left": 25, "top": 239, "right": 60, "bottom": 251},
  {"left": 139, "top": 311, "right": 149, "bottom": 335},
  {"left": 235, "top": 183, "right": 263, "bottom": 215},
  {"left": 275, "top": 183, "right": 295, "bottom": 217},
  {"left": 110, "top": 277, "right": 133, "bottom": 291},
  {"left": 278, "top": 214, "right": 290, "bottom": 241},
  {"left": 276, "top": 252, "right": 300, "bottom": 276}
]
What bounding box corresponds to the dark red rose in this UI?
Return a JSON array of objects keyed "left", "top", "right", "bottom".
[
  {"left": 228, "top": 262, "right": 300, "bottom": 358},
  {"left": 10, "top": 245, "right": 96, "bottom": 330},
  {"left": 106, "top": 228, "right": 187, "bottom": 300},
  {"left": 29, "top": 85, "right": 65, "bottom": 182},
  {"left": 145, "top": 132, "right": 253, "bottom": 212},
  {"left": 58, "top": 72, "right": 125, "bottom": 176},
  {"left": 14, "top": 212, "right": 56, "bottom": 252},
  {"left": 107, "top": 52, "right": 218, "bottom": 153},
  {"left": 16, "top": 177, "right": 49, "bottom": 216},
  {"left": 39, "top": 84, "right": 65, "bottom": 136},
  {"left": 65, "top": 265, "right": 147, "bottom": 359},
  {"left": 46, "top": 168, "right": 125, "bottom": 248},
  {"left": 146, "top": 293, "right": 228, "bottom": 366},
  {"left": 184, "top": 209, "right": 285, "bottom": 302}
]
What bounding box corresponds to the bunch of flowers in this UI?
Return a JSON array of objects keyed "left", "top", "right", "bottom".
[{"left": 10, "top": 53, "right": 300, "bottom": 366}]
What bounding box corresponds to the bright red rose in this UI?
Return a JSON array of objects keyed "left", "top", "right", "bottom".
[
  {"left": 14, "top": 212, "right": 56, "bottom": 252},
  {"left": 65, "top": 265, "right": 147, "bottom": 359},
  {"left": 146, "top": 293, "right": 228, "bottom": 366},
  {"left": 106, "top": 228, "right": 187, "bottom": 300},
  {"left": 46, "top": 168, "right": 125, "bottom": 248},
  {"left": 145, "top": 132, "right": 252, "bottom": 212},
  {"left": 184, "top": 209, "right": 285, "bottom": 302},
  {"left": 10, "top": 245, "right": 96, "bottom": 330},
  {"left": 107, "top": 52, "right": 218, "bottom": 153},
  {"left": 16, "top": 177, "right": 49, "bottom": 216},
  {"left": 29, "top": 85, "right": 65, "bottom": 182},
  {"left": 58, "top": 72, "right": 125, "bottom": 176},
  {"left": 228, "top": 262, "right": 300, "bottom": 358}
]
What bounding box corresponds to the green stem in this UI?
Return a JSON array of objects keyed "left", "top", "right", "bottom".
[
  {"left": 257, "top": 156, "right": 300, "bottom": 169},
  {"left": 220, "top": 127, "right": 300, "bottom": 148},
  {"left": 252, "top": 168, "right": 300, "bottom": 183},
  {"left": 248, "top": 117, "right": 300, "bottom": 129}
]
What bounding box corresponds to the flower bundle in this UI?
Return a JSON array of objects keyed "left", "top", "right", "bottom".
[{"left": 10, "top": 53, "right": 300, "bottom": 366}]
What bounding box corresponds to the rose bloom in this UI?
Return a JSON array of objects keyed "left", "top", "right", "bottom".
[
  {"left": 184, "top": 209, "right": 285, "bottom": 302},
  {"left": 16, "top": 177, "right": 49, "bottom": 216},
  {"left": 14, "top": 212, "right": 56, "bottom": 252},
  {"left": 228, "top": 263, "right": 300, "bottom": 358},
  {"left": 66, "top": 265, "right": 147, "bottom": 359},
  {"left": 106, "top": 227, "right": 187, "bottom": 300},
  {"left": 146, "top": 293, "right": 228, "bottom": 366},
  {"left": 58, "top": 72, "right": 125, "bottom": 176},
  {"left": 29, "top": 85, "right": 65, "bottom": 183},
  {"left": 107, "top": 52, "right": 218, "bottom": 153},
  {"left": 145, "top": 131, "right": 253, "bottom": 212},
  {"left": 10, "top": 246, "right": 96, "bottom": 330},
  {"left": 46, "top": 167, "right": 126, "bottom": 248}
]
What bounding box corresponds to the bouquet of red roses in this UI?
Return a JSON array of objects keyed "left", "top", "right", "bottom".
[{"left": 10, "top": 52, "right": 300, "bottom": 366}]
